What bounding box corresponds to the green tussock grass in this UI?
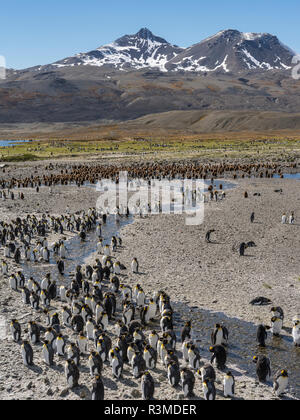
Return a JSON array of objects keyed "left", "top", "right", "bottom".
[{"left": 0, "top": 135, "right": 300, "bottom": 162}]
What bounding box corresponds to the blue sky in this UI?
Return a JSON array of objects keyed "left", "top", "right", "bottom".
[{"left": 2, "top": 0, "right": 300, "bottom": 69}]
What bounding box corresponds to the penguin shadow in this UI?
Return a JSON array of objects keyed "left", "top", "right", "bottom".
[
  {"left": 79, "top": 365, "right": 90, "bottom": 374},
  {"left": 153, "top": 366, "right": 166, "bottom": 376},
  {"left": 49, "top": 363, "right": 65, "bottom": 374},
  {"left": 71, "top": 384, "right": 91, "bottom": 399},
  {"left": 119, "top": 375, "right": 138, "bottom": 388},
  {"left": 27, "top": 364, "right": 43, "bottom": 375},
  {"left": 102, "top": 376, "right": 118, "bottom": 391},
  {"left": 187, "top": 392, "right": 203, "bottom": 401}
]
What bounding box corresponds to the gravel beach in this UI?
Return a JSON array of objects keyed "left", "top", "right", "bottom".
[{"left": 0, "top": 163, "right": 299, "bottom": 400}]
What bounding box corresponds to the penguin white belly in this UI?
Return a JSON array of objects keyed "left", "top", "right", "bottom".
[
  {"left": 137, "top": 293, "right": 145, "bottom": 307},
  {"left": 224, "top": 378, "right": 234, "bottom": 397},
  {"left": 78, "top": 339, "right": 87, "bottom": 353},
  {"left": 112, "top": 358, "right": 121, "bottom": 377},
  {"left": 131, "top": 262, "right": 137, "bottom": 272},
  {"left": 21, "top": 348, "right": 28, "bottom": 366},
  {"left": 56, "top": 341, "right": 65, "bottom": 356},
  {"left": 275, "top": 377, "right": 288, "bottom": 396},
  {"left": 215, "top": 329, "right": 223, "bottom": 345},
  {"left": 292, "top": 326, "right": 300, "bottom": 345},
  {"left": 42, "top": 348, "right": 50, "bottom": 365},
  {"left": 60, "top": 287, "right": 66, "bottom": 302},
  {"left": 169, "top": 374, "right": 175, "bottom": 386},
  {"left": 41, "top": 279, "right": 48, "bottom": 290},
  {"left": 9, "top": 277, "right": 17, "bottom": 290},
  {"left": 114, "top": 265, "right": 120, "bottom": 275},
  {"left": 86, "top": 324, "right": 94, "bottom": 340},
  {"left": 127, "top": 350, "right": 135, "bottom": 366},
  {"left": 183, "top": 383, "right": 189, "bottom": 396},
  {"left": 148, "top": 304, "right": 156, "bottom": 321},
  {"left": 149, "top": 336, "right": 158, "bottom": 349},
  {"left": 182, "top": 344, "right": 189, "bottom": 362},
  {"left": 272, "top": 320, "right": 282, "bottom": 335},
  {"left": 60, "top": 247, "right": 66, "bottom": 258},
  {"left": 67, "top": 375, "right": 74, "bottom": 388},
  {"left": 133, "top": 366, "right": 139, "bottom": 377},
  {"left": 144, "top": 353, "right": 151, "bottom": 368}
]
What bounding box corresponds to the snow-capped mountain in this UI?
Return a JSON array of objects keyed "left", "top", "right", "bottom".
[
  {"left": 166, "top": 29, "right": 294, "bottom": 73},
  {"left": 46, "top": 28, "right": 295, "bottom": 74},
  {"left": 51, "top": 28, "right": 184, "bottom": 72}
]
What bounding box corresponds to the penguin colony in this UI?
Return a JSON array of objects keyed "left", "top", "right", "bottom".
[
  {"left": 0, "top": 159, "right": 296, "bottom": 192},
  {"left": 1, "top": 204, "right": 297, "bottom": 401}
]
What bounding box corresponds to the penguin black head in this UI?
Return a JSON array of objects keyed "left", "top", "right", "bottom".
[
  {"left": 280, "top": 370, "right": 288, "bottom": 377},
  {"left": 253, "top": 356, "right": 258, "bottom": 363}
]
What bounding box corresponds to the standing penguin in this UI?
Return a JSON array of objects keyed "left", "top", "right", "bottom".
[
  {"left": 223, "top": 371, "right": 235, "bottom": 398},
  {"left": 180, "top": 368, "right": 195, "bottom": 397},
  {"left": 181, "top": 321, "right": 192, "bottom": 343},
  {"left": 91, "top": 375, "right": 104, "bottom": 401},
  {"left": 271, "top": 316, "right": 283, "bottom": 337},
  {"left": 188, "top": 344, "right": 201, "bottom": 370},
  {"left": 148, "top": 330, "right": 159, "bottom": 350},
  {"left": 9, "top": 274, "right": 18, "bottom": 291},
  {"left": 132, "top": 352, "right": 146, "bottom": 378},
  {"left": 209, "top": 345, "right": 227, "bottom": 370},
  {"left": 167, "top": 361, "right": 180, "bottom": 387},
  {"left": 141, "top": 371, "right": 155, "bottom": 400},
  {"left": 256, "top": 324, "right": 269, "bottom": 347},
  {"left": 10, "top": 319, "right": 21, "bottom": 342},
  {"left": 57, "top": 260, "right": 64, "bottom": 275},
  {"left": 273, "top": 369, "right": 289, "bottom": 397},
  {"left": 143, "top": 344, "right": 157, "bottom": 370},
  {"left": 111, "top": 351, "right": 123, "bottom": 379},
  {"left": 56, "top": 334, "right": 66, "bottom": 356},
  {"left": 42, "top": 340, "right": 54, "bottom": 366},
  {"left": 67, "top": 343, "right": 81, "bottom": 367},
  {"left": 211, "top": 324, "right": 229, "bottom": 346},
  {"left": 250, "top": 212, "right": 255, "bottom": 223},
  {"left": 77, "top": 332, "right": 88, "bottom": 354},
  {"left": 239, "top": 242, "right": 246, "bottom": 256},
  {"left": 21, "top": 340, "right": 34, "bottom": 366},
  {"left": 21, "top": 287, "right": 31, "bottom": 305},
  {"left": 131, "top": 258, "right": 139, "bottom": 274},
  {"left": 88, "top": 351, "right": 103, "bottom": 377},
  {"left": 198, "top": 364, "right": 216, "bottom": 383},
  {"left": 253, "top": 355, "right": 271, "bottom": 382},
  {"left": 205, "top": 229, "right": 215, "bottom": 243},
  {"left": 28, "top": 321, "right": 40, "bottom": 345},
  {"left": 292, "top": 320, "right": 300, "bottom": 347},
  {"left": 203, "top": 379, "right": 216, "bottom": 400},
  {"left": 65, "top": 359, "right": 80, "bottom": 389},
  {"left": 182, "top": 340, "right": 193, "bottom": 363}
]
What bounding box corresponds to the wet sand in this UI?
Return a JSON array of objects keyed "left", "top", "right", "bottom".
[{"left": 0, "top": 172, "right": 299, "bottom": 400}]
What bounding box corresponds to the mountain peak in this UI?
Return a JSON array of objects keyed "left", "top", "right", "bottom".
[
  {"left": 136, "top": 27, "right": 155, "bottom": 40},
  {"left": 49, "top": 27, "right": 294, "bottom": 74}
]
